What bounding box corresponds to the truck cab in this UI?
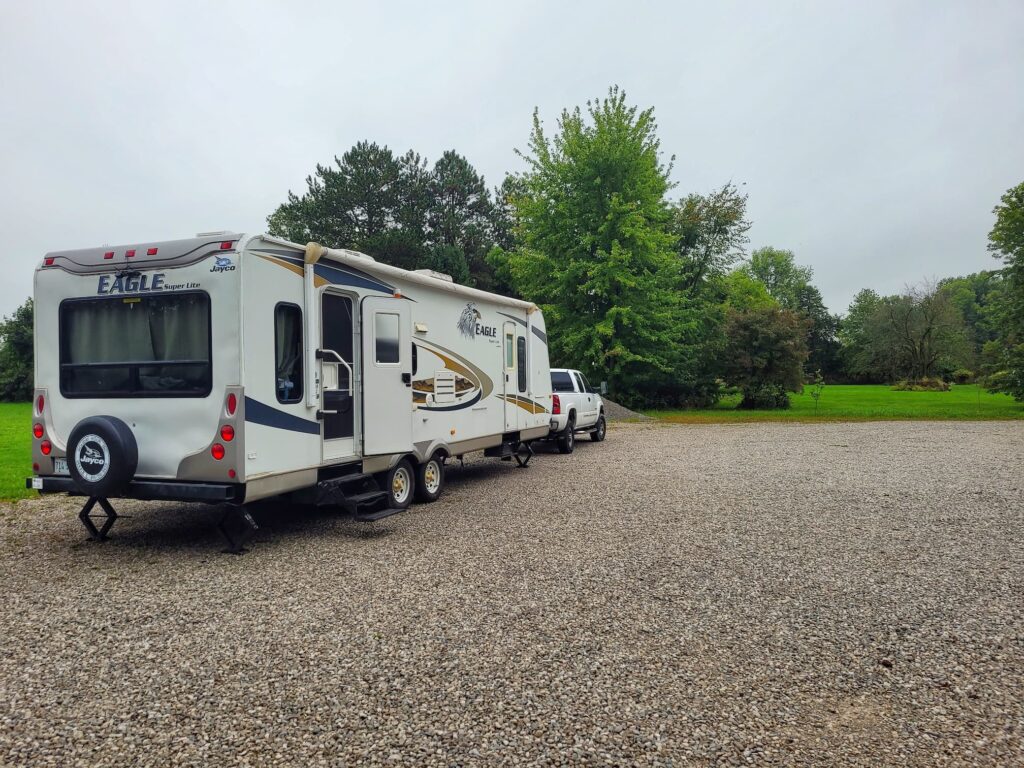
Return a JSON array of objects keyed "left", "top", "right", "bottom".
[{"left": 547, "top": 368, "right": 606, "bottom": 453}]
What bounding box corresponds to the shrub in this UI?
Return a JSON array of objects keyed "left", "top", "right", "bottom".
[
  {"left": 951, "top": 368, "right": 974, "bottom": 385},
  {"left": 892, "top": 378, "right": 950, "bottom": 392},
  {"left": 737, "top": 384, "right": 792, "bottom": 409}
]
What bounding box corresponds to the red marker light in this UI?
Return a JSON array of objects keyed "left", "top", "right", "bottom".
[
  {"left": 228, "top": 468, "right": 237, "bottom": 479},
  {"left": 220, "top": 241, "right": 232, "bottom": 250},
  {"left": 103, "top": 251, "right": 114, "bottom": 259},
  {"left": 147, "top": 247, "right": 158, "bottom": 255},
  {"left": 44, "top": 257, "right": 55, "bottom": 266},
  {"left": 32, "top": 462, "right": 39, "bottom": 472},
  {"left": 211, "top": 443, "right": 225, "bottom": 460},
  {"left": 125, "top": 249, "right": 136, "bottom": 258},
  {"left": 32, "top": 423, "right": 44, "bottom": 439},
  {"left": 226, "top": 393, "right": 237, "bottom": 416},
  {"left": 220, "top": 424, "right": 235, "bottom": 442},
  {"left": 40, "top": 440, "right": 52, "bottom": 456},
  {"left": 36, "top": 395, "right": 44, "bottom": 414}
]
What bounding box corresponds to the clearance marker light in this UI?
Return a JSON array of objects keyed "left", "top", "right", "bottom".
[
  {"left": 147, "top": 247, "right": 158, "bottom": 255},
  {"left": 103, "top": 251, "right": 114, "bottom": 259},
  {"left": 220, "top": 241, "right": 232, "bottom": 250},
  {"left": 226, "top": 393, "right": 237, "bottom": 416},
  {"left": 125, "top": 249, "right": 136, "bottom": 258}
]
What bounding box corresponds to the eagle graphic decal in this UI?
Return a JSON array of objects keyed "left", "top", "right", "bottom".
[{"left": 457, "top": 303, "right": 482, "bottom": 339}]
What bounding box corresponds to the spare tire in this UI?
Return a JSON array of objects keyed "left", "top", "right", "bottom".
[{"left": 67, "top": 416, "right": 138, "bottom": 497}]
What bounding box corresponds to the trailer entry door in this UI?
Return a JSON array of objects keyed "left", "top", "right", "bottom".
[
  {"left": 502, "top": 321, "right": 519, "bottom": 432},
  {"left": 361, "top": 297, "right": 413, "bottom": 456},
  {"left": 321, "top": 292, "right": 356, "bottom": 462}
]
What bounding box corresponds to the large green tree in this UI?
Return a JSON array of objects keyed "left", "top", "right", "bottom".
[
  {"left": 671, "top": 182, "right": 751, "bottom": 290},
  {"left": 267, "top": 142, "right": 506, "bottom": 284},
  {"left": 499, "top": 87, "right": 719, "bottom": 406},
  {"left": 721, "top": 306, "right": 809, "bottom": 409},
  {"left": 986, "top": 181, "right": 1024, "bottom": 399},
  {"left": 0, "top": 298, "right": 33, "bottom": 402},
  {"left": 741, "top": 247, "right": 841, "bottom": 378}
]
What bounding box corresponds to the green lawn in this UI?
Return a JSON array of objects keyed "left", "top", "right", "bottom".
[
  {"left": 0, "top": 402, "right": 33, "bottom": 502},
  {"left": 648, "top": 384, "right": 1024, "bottom": 423}
]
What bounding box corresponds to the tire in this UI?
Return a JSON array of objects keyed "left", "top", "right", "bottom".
[
  {"left": 415, "top": 453, "right": 445, "bottom": 503},
  {"left": 67, "top": 416, "right": 138, "bottom": 497},
  {"left": 557, "top": 414, "right": 576, "bottom": 454},
  {"left": 384, "top": 458, "right": 415, "bottom": 510},
  {"left": 590, "top": 414, "right": 607, "bottom": 442}
]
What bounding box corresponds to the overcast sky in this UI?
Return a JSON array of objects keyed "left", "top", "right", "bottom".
[{"left": 2, "top": 0, "right": 1022, "bottom": 317}]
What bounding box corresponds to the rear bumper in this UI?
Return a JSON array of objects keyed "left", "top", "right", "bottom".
[{"left": 26, "top": 476, "right": 242, "bottom": 503}]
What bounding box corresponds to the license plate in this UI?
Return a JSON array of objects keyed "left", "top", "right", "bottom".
[{"left": 53, "top": 458, "right": 69, "bottom": 476}]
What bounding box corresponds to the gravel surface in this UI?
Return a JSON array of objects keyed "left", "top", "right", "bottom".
[
  {"left": 1, "top": 421, "right": 1022, "bottom": 766},
  {"left": 598, "top": 398, "right": 653, "bottom": 422}
]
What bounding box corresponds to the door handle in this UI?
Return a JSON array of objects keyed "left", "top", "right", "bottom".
[{"left": 401, "top": 372, "right": 411, "bottom": 386}]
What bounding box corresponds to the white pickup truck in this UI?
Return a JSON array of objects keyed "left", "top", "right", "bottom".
[{"left": 547, "top": 368, "right": 607, "bottom": 453}]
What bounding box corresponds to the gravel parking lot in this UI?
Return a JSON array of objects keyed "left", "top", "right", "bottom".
[{"left": 1, "top": 421, "right": 1022, "bottom": 766}]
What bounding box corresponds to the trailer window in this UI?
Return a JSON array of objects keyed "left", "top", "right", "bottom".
[
  {"left": 60, "top": 292, "right": 211, "bottom": 398},
  {"left": 517, "top": 336, "right": 527, "bottom": 392},
  {"left": 274, "top": 304, "right": 303, "bottom": 403},
  {"left": 505, "top": 332, "right": 515, "bottom": 369},
  {"left": 551, "top": 371, "right": 575, "bottom": 392},
  {"left": 375, "top": 313, "right": 400, "bottom": 364}
]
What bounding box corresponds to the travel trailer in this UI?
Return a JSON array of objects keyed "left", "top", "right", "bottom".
[{"left": 27, "top": 233, "right": 553, "bottom": 550}]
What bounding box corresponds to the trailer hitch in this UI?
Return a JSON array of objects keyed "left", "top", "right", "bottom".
[{"left": 78, "top": 497, "right": 119, "bottom": 541}]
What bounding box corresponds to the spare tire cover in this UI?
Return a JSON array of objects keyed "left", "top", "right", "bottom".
[{"left": 67, "top": 416, "right": 138, "bottom": 497}]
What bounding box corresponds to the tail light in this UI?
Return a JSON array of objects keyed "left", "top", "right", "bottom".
[
  {"left": 32, "top": 423, "right": 44, "bottom": 439},
  {"left": 552, "top": 394, "right": 561, "bottom": 415},
  {"left": 211, "top": 443, "right": 225, "bottom": 461},
  {"left": 40, "top": 440, "right": 52, "bottom": 456},
  {"left": 220, "top": 425, "right": 234, "bottom": 442}
]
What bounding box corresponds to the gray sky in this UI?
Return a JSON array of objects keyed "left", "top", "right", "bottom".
[{"left": 2, "top": 0, "right": 1022, "bottom": 317}]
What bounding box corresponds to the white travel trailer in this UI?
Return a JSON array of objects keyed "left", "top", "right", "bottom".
[{"left": 28, "top": 233, "right": 553, "bottom": 550}]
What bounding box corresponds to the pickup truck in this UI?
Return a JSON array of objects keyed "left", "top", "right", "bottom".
[{"left": 547, "top": 368, "right": 607, "bottom": 453}]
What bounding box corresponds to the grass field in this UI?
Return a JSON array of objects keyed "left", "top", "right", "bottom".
[
  {"left": 648, "top": 384, "right": 1024, "bottom": 423},
  {"left": 0, "top": 402, "right": 33, "bottom": 502}
]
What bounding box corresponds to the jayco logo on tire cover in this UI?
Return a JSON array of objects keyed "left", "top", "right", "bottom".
[{"left": 75, "top": 433, "right": 111, "bottom": 483}]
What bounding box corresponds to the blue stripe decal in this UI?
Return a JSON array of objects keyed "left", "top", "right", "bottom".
[
  {"left": 244, "top": 396, "right": 321, "bottom": 435},
  {"left": 264, "top": 250, "right": 395, "bottom": 294},
  {"left": 497, "top": 312, "right": 548, "bottom": 344}
]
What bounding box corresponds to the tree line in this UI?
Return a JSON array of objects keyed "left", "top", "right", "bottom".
[{"left": 1, "top": 88, "right": 1022, "bottom": 407}]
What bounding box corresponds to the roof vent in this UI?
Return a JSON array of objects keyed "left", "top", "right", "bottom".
[{"left": 413, "top": 269, "right": 453, "bottom": 282}]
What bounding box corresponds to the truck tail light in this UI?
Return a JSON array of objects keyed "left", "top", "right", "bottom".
[{"left": 552, "top": 394, "right": 561, "bottom": 415}]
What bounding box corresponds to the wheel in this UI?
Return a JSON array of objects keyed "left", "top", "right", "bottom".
[
  {"left": 384, "top": 459, "right": 415, "bottom": 510},
  {"left": 557, "top": 414, "right": 576, "bottom": 454},
  {"left": 590, "top": 414, "right": 607, "bottom": 442},
  {"left": 67, "top": 416, "right": 138, "bottom": 497},
  {"left": 415, "top": 453, "right": 445, "bottom": 502}
]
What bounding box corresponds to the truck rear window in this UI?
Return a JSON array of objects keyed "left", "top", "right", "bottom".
[
  {"left": 551, "top": 371, "right": 575, "bottom": 392},
  {"left": 59, "top": 292, "right": 212, "bottom": 398}
]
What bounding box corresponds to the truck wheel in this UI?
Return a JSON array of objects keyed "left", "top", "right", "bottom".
[
  {"left": 384, "top": 459, "right": 415, "bottom": 510},
  {"left": 590, "top": 414, "right": 607, "bottom": 442},
  {"left": 557, "top": 415, "right": 576, "bottom": 454},
  {"left": 415, "top": 453, "right": 445, "bottom": 503}
]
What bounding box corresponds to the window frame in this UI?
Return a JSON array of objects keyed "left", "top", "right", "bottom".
[
  {"left": 373, "top": 311, "right": 401, "bottom": 366},
  {"left": 517, "top": 335, "right": 527, "bottom": 393},
  {"left": 273, "top": 301, "right": 304, "bottom": 404},
  {"left": 58, "top": 290, "right": 213, "bottom": 399}
]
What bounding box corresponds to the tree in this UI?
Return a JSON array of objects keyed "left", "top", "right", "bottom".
[
  {"left": 0, "top": 298, "right": 33, "bottom": 402},
  {"left": 839, "top": 288, "right": 888, "bottom": 381},
  {"left": 861, "top": 283, "right": 969, "bottom": 381},
  {"left": 721, "top": 306, "right": 809, "bottom": 409},
  {"left": 671, "top": 182, "right": 751, "bottom": 290},
  {"left": 500, "top": 87, "right": 718, "bottom": 406},
  {"left": 427, "top": 151, "right": 495, "bottom": 289},
  {"left": 986, "top": 181, "right": 1024, "bottom": 399},
  {"left": 266, "top": 142, "right": 502, "bottom": 283},
  {"left": 741, "top": 247, "right": 841, "bottom": 378}
]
